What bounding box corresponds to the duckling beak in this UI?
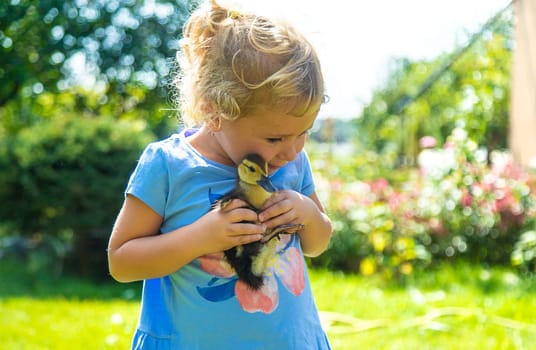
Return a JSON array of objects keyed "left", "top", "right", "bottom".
[{"left": 257, "top": 175, "right": 277, "bottom": 192}]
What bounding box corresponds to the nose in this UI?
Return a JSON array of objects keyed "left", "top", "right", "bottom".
[
  {"left": 280, "top": 138, "right": 303, "bottom": 162},
  {"left": 281, "top": 146, "right": 297, "bottom": 162}
]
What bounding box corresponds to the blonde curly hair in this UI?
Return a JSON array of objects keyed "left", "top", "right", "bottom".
[{"left": 173, "top": 0, "right": 326, "bottom": 126}]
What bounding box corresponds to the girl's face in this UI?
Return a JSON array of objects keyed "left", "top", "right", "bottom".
[{"left": 213, "top": 105, "right": 316, "bottom": 174}]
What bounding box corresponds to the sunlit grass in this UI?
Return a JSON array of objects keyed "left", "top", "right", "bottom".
[
  {"left": 1, "top": 262, "right": 535, "bottom": 349},
  {"left": 0, "top": 298, "right": 137, "bottom": 349},
  {"left": 311, "top": 263, "right": 536, "bottom": 350}
]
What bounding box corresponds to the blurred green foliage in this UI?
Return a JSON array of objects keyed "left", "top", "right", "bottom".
[
  {"left": 310, "top": 129, "right": 536, "bottom": 279},
  {"left": 0, "top": 0, "right": 199, "bottom": 138},
  {"left": 0, "top": 113, "right": 154, "bottom": 277},
  {"left": 0, "top": 114, "right": 152, "bottom": 234},
  {"left": 0, "top": 1, "right": 530, "bottom": 282},
  {"left": 512, "top": 229, "right": 536, "bottom": 273},
  {"left": 306, "top": 7, "right": 527, "bottom": 280},
  {"left": 0, "top": 0, "right": 195, "bottom": 117},
  {"left": 304, "top": 6, "right": 536, "bottom": 278},
  {"left": 0, "top": 0, "right": 200, "bottom": 277},
  {"left": 354, "top": 10, "right": 512, "bottom": 166}
]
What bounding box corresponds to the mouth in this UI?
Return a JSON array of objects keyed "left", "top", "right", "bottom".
[{"left": 268, "top": 163, "right": 285, "bottom": 173}]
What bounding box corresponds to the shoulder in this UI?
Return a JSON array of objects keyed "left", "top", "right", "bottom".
[
  {"left": 142, "top": 133, "right": 183, "bottom": 158},
  {"left": 271, "top": 150, "right": 314, "bottom": 193},
  {"left": 139, "top": 131, "right": 197, "bottom": 166},
  {"left": 284, "top": 150, "right": 312, "bottom": 175},
  {"left": 129, "top": 132, "right": 196, "bottom": 190}
]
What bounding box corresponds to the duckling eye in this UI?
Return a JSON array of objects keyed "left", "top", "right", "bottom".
[{"left": 247, "top": 165, "right": 256, "bottom": 172}]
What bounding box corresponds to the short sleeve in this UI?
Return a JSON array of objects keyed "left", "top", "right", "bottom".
[
  {"left": 299, "top": 151, "right": 315, "bottom": 197},
  {"left": 125, "top": 143, "right": 169, "bottom": 216},
  {"left": 270, "top": 150, "right": 315, "bottom": 197}
]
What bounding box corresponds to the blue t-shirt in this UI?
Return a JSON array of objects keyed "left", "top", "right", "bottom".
[{"left": 126, "top": 129, "right": 331, "bottom": 349}]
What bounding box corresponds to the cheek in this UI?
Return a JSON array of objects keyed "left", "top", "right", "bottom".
[
  {"left": 296, "top": 136, "right": 306, "bottom": 151},
  {"left": 259, "top": 150, "right": 279, "bottom": 163},
  {"left": 242, "top": 144, "right": 276, "bottom": 163}
]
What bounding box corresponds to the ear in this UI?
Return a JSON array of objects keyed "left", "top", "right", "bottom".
[
  {"left": 207, "top": 114, "right": 222, "bottom": 132},
  {"left": 201, "top": 100, "right": 223, "bottom": 132}
]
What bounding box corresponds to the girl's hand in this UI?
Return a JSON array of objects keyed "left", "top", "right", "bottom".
[
  {"left": 197, "top": 199, "right": 265, "bottom": 254},
  {"left": 258, "top": 190, "right": 332, "bottom": 257},
  {"left": 257, "top": 190, "right": 315, "bottom": 231}
]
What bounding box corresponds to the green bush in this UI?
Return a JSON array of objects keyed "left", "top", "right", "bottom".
[
  {"left": 511, "top": 229, "right": 536, "bottom": 274},
  {"left": 310, "top": 129, "right": 536, "bottom": 279},
  {"left": 0, "top": 115, "right": 155, "bottom": 278},
  {"left": 354, "top": 13, "right": 512, "bottom": 165}
]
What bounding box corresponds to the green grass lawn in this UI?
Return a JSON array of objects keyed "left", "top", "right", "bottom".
[
  {"left": 312, "top": 264, "right": 536, "bottom": 350},
  {"left": 1, "top": 261, "right": 535, "bottom": 349}
]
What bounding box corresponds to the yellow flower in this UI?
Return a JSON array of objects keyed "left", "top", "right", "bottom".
[
  {"left": 400, "top": 263, "right": 413, "bottom": 275},
  {"left": 370, "top": 231, "right": 388, "bottom": 252},
  {"left": 360, "top": 257, "right": 376, "bottom": 276}
]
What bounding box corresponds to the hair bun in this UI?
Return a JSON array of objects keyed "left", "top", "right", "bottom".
[{"left": 174, "top": 0, "right": 326, "bottom": 126}]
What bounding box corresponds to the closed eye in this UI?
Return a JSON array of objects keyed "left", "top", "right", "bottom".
[{"left": 265, "top": 129, "right": 310, "bottom": 144}]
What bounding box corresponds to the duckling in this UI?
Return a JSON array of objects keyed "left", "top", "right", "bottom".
[{"left": 215, "top": 153, "right": 304, "bottom": 290}]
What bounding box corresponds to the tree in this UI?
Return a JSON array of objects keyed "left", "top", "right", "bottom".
[
  {"left": 0, "top": 0, "right": 197, "bottom": 133},
  {"left": 0, "top": 110, "right": 155, "bottom": 278},
  {"left": 355, "top": 10, "right": 512, "bottom": 166},
  {"left": 0, "top": 0, "right": 199, "bottom": 277}
]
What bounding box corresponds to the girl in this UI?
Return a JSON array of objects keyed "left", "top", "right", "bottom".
[{"left": 107, "top": 0, "right": 332, "bottom": 348}]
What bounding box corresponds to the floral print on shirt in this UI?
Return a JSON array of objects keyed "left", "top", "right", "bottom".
[{"left": 196, "top": 235, "right": 305, "bottom": 314}]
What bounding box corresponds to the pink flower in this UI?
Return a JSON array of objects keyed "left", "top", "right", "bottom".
[
  {"left": 461, "top": 190, "right": 473, "bottom": 207},
  {"left": 197, "top": 235, "right": 305, "bottom": 314},
  {"left": 370, "top": 178, "right": 389, "bottom": 193},
  {"left": 419, "top": 136, "right": 437, "bottom": 149},
  {"left": 198, "top": 252, "right": 235, "bottom": 278},
  {"left": 428, "top": 217, "right": 446, "bottom": 236},
  {"left": 443, "top": 141, "right": 455, "bottom": 149}
]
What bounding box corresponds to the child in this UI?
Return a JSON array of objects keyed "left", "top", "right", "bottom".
[{"left": 107, "top": 0, "right": 332, "bottom": 348}]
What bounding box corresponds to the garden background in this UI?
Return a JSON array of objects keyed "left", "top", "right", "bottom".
[{"left": 1, "top": 1, "right": 535, "bottom": 349}]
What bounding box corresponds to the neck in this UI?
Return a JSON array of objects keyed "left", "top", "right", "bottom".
[{"left": 188, "top": 125, "right": 234, "bottom": 166}]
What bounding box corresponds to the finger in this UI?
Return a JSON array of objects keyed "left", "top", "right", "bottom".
[
  {"left": 221, "top": 198, "right": 251, "bottom": 211},
  {"left": 260, "top": 223, "right": 303, "bottom": 243},
  {"left": 227, "top": 207, "right": 261, "bottom": 223},
  {"left": 258, "top": 199, "right": 291, "bottom": 223},
  {"left": 261, "top": 191, "right": 285, "bottom": 209},
  {"left": 264, "top": 207, "right": 300, "bottom": 229},
  {"left": 229, "top": 222, "right": 266, "bottom": 236},
  {"left": 235, "top": 233, "right": 264, "bottom": 245},
  {"left": 276, "top": 223, "right": 304, "bottom": 233}
]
